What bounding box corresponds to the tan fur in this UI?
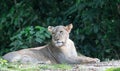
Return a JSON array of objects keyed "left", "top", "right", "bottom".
[{"left": 3, "top": 24, "right": 100, "bottom": 64}]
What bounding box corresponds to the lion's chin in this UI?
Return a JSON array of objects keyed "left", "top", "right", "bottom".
[{"left": 55, "top": 42, "right": 64, "bottom": 47}]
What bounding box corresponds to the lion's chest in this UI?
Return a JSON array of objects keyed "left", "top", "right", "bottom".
[
  {"left": 56, "top": 51, "right": 76, "bottom": 63},
  {"left": 60, "top": 46, "right": 77, "bottom": 57},
  {"left": 54, "top": 47, "right": 77, "bottom": 63}
]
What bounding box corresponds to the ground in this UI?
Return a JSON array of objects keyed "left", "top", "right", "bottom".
[{"left": 0, "top": 58, "right": 120, "bottom": 71}]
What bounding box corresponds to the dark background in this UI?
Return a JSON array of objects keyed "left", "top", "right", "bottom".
[{"left": 0, "top": 0, "right": 120, "bottom": 61}]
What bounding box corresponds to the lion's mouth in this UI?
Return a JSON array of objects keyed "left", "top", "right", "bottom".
[
  {"left": 57, "top": 41, "right": 63, "bottom": 44},
  {"left": 55, "top": 41, "right": 64, "bottom": 47}
]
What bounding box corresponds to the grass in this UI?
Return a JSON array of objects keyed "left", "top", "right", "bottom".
[
  {"left": 106, "top": 68, "right": 120, "bottom": 71},
  {"left": 1, "top": 57, "right": 120, "bottom": 71},
  {"left": 0, "top": 57, "right": 72, "bottom": 71}
]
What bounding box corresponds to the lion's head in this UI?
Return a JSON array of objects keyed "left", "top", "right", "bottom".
[{"left": 48, "top": 24, "right": 73, "bottom": 47}]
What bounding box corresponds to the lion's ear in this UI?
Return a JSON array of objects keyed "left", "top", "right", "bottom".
[
  {"left": 65, "top": 23, "right": 73, "bottom": 33},
  {"left": 48, "top": 26, "right": 54, "bottom": 32}
]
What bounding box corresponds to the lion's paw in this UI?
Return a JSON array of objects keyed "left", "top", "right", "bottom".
[{"left": 93, "top": 58, "right": 100, "bottom": 63}]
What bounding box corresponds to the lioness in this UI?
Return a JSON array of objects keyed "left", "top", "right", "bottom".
[{"left": 3, "top": 24, "right": 100, "bottom": 64}]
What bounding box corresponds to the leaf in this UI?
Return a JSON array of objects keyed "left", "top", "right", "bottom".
[
  {"left": 40, "top": 35, "right": 45, "bottom": 40},
  {"left": 93, "top": 25, "right": 99, "bottom": 33},
  {"left": 63, "top": 4, "right": 78, "bottom": 16},
  {"left": 35, "top": 38, "right": 43, "bottom": 43},
  {"left": 10, "top": 40, "right": 23, "bottom": 47},
  {"left": 35, "top": 26, "right": 41, "bottom": 30},
  {"left": 95, "top": 40, "right": 99, "bottom": 44},
  {"left": 20, "top": 45, "right": 28, "bottom": 49},
  {"left": 105, "top": 49, "right": 111, "bottom": 53},
  {"left": 113, "top": 41, "right": 120, "bottom": 47},
  {"left": 80, "top": 35, "right": 85, "bottom": 42},
  {"left": 44, "top": 33, "right": 50, "bottom": 38}
]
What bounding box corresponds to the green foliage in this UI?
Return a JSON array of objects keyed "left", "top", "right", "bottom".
[
  {"left": 0, "top": 0, "right": 120, "bottom": 61},
  {"left": 0, "top": 1, "right": 40, "bottom": 55},
  {"left": 70, "top": 0, "right": 120, "bottom": 60},
  {"left": 10, "top": 26, "right": 50, "bottom": 51},
  {"left": 106, "top": 68, "right": 120, "bottom": 71},
  {"left": 0, "top": 57, "right": 8, "bottom": 66},
  {"left": 0, "top": 58, "right": 71, "bottom": 71}
]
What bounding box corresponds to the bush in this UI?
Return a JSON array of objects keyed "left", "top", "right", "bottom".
[{"left": 10, "top": 26, "right": 50, "bottom": 51}]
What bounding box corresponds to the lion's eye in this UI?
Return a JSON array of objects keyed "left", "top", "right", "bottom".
[
  {"left": 60, "top": 31, "right": 63, "bottom": 33},
  {"left": 52, "top": 32, "right": 55, "bottom": 34}
]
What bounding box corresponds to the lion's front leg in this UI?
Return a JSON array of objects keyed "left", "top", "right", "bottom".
[
  {"left": 65, "top": 56, "right": 100, "bottom": 64},
  {"left": 76, "top": 56, "right": 100, "bottom": 64}
]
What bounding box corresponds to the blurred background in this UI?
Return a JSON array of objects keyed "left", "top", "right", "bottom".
[{"left": 0, "top": 0, "right": 120, "bottom": 61}]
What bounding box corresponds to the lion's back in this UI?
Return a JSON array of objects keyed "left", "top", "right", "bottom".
[{"left": 3, "top": 47, "right": 54, "bottom": 64}]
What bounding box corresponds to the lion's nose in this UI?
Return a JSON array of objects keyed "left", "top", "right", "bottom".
[{"left": 56, "top": 39, "right": 59, "bottom": 41}]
